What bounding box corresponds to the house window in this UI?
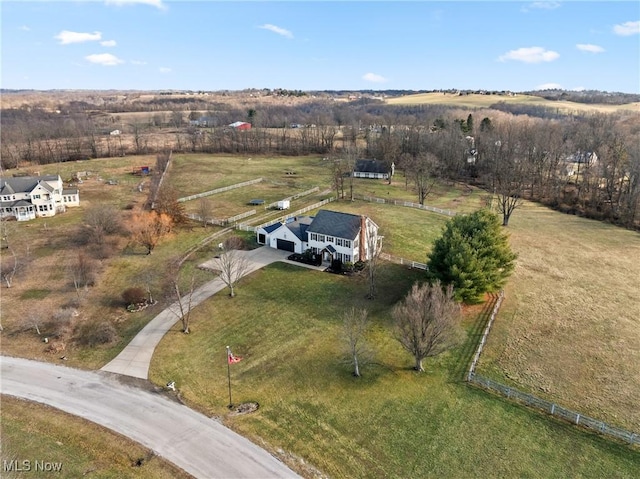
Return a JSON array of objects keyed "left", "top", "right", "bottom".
[
  {"left": 344, "top": 240, "right": 351, "bottom": 248},
  {"left": 326, "top": 236, "right": 334, "bottom": 243},
  {"left": 317, "top": 234, "right": 325, "bottom": 242},
  {"left": 33, "top": 194, "right": 41, "bottom": 199},
  {"left": 344, "top": 255, "right": 351, "bottom": 263}
]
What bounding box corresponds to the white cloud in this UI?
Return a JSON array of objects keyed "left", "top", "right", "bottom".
[
  {"left": 85, "top": 53, "right": 124, "bottom": 66},
  {"left": 259, "top": 24, "right": 293, "bottom": 39},
  {"left": 535, "top": 83, "right": 562, "bottom": 90},
  {"left": 576, "top": 43, "right": 604, "bottom": 53},
  {"left": 362, "top": 72, "right": 387, "bottom": 83},
  {"left": 20, "top": 25, "right": 31, "bottom": 31},
  {"left": 131, "top": 60, "right": 147, "bottom": 65},
  {"left": 55, "top": 30, "right": 102, "bottom": 45},
  {"left": 498, "top": 47, "right": 560, "bottom": 63},
  {"left": 572, "top": 86, "right": 586, "bottom": 91},
  {"left": 522, "top": 2, "right": 561, "bottom": 13},
  {"left": 613, "top": 20, "right": 640, "bottom": 36},
  {"left": 101, "top": 40, "right": 117, "bottom": 47},
  {"left": 105, "top": 0, "right": 167, "bottom": 10},
  {"left": 159, "top": 67, "right": 172, "bottom": 73}
]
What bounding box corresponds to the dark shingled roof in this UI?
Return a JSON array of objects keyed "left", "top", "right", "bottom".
[
  {"left": 354, "top": 159, "right": 389, "bottom": 175},
  {"left": 285, "top": 216, "right": 314, "bottom": 241},
  {"left": 263, "top": 222, "right": 282, "bottom": 234},
  {"left": 307, "top": 210, "right": 362, "bottom": 240},
  {"left": 0, "top": 175, "right": 60, "bottom": 195}
]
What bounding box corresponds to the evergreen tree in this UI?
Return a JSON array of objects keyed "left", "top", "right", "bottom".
[{"left": 427, "top": 210, "right": 517, "bottom": 303}]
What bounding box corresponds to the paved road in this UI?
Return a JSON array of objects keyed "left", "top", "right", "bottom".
[
  {"left": 102, "top": 247, "right": 323, "bottom": 379},
  {"left": 1, "top": 356, "right": 302, "bottom": 479}
]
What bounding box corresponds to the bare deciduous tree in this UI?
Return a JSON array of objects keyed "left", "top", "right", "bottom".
[
  {"left": 128, "top": 210, "right": 172, "bottom": 254},
  {"left": 1, "top": 247, "right": 18, "bottom": 288},
  {"left": 169, "top": 275, "right": 195, "bottom": 334},
  {"left": 83, "top": 204, "right": 122, "bottom": 245},
  {"left": 393, "top": 281, "right": 461, "bottom": 372},
  {"left": 197, "top": 197, "right": 214, "bottom": 227},
  {"left": 154, "top": 184, "right": 187, "bottom": 225},
  {"left": 342, "top": 307, "right": 372, "bottom": 378},
  {"left": 365, "top": 226, "right": 383, "bottom": 300},
  {"left": 408, "top": 153, "right": 439, "bottom": 206},
  {"left": 70, "top": 252, "right": 97, "bottom": 299},
  {"left": 217, "top": 236, "right": 250, "bottom": 298}
]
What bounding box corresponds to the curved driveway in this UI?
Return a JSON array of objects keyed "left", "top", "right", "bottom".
[
  {"left": 102, "top": 247, "right": 322, "bottom": 379},
  {"left": 1, "top": 356, "right": 302, "bottom": 479}
]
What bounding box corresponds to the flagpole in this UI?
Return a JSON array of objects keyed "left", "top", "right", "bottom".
[{"left": 226, "top": 346, "right": 233, "bottom": 408}]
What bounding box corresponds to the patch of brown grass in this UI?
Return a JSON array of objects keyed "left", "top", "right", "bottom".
[{"left": 0, "top": 395, "right": 191, "bottom": 478}]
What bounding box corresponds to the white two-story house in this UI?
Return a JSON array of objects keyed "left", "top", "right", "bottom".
[
  {"left": 0, "top": 175, "right": 80, "bottom": 221},
  {"left": 256, "top": 209, "right": 380, "bottom": 264}
]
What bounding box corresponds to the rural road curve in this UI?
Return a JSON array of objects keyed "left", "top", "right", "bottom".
[
  {"left": 1, "top": 356, "right": 302, "bottom": 479},
  {"left": 102, "top": 246, "right": 323, "bottom": 379}
]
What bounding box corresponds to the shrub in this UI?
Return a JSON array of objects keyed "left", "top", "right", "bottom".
[
  {"left": 75, "top": 321, "right": 119, "bottom": 347},
  {"left": 43, "top": 308, "right": 76, "bottom": 338},
  {"left": 122, "top": 286, "right": 147, "bottom": 306}
]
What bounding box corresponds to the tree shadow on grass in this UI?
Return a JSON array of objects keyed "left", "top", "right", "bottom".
[{"left": 447, "top": 293, "right": 499, "bottom": 382}]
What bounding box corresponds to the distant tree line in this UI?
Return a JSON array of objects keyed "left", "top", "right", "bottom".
[{"left": 2, "top": 97, "right": 639, "bottom": 228}]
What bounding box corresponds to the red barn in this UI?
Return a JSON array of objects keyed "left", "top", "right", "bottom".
[{"left": 228, "top": 121, "right": 252, "bottom": 130}]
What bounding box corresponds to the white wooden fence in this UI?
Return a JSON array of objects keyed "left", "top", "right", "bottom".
[
  {"left": 379, "top": 252, "right": 427, "bottom": 270},
  {"left": 187, "top": 209, "right": 256, "bottom": 226},
  {"left": 466, "top": 290, "right": 640, "bottom": 446},
  {"left": 178, "top": 178, "right": 263, "bottom": 203},
  {"left": 354, "top": 194, "right": 456, "bottom": 216},
  {"left": 237, "top": 197, "right": 336, "bottom": 232}
]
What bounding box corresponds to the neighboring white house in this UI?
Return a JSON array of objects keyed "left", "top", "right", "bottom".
[
  {"left": 352, "top": 159, "right": 394, "bottom": 180},
  {"left": 256, "top": 209, "right": 380, "bottom": 264},
  {"left": 0, "top": 175, "right": 80, "bottom": 221}
]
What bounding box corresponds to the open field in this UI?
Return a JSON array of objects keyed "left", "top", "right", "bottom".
[
  {"left": 3, "top": 153, "right": 640, "bottom": 476},
  {"left": 1, "top": 154, "right": 475, "bottom": 369},
  {"left": 386, "top": 92, "right": 640, "bottom": 114},
  {"left": 478, "top": 201, "right": 640, "bottom": 431},
  {"left": 149, "top": 262, "right": 640, "bottom": 478},
  {"left": 0, "top": 395, "right": 190, "bottom": 478}
]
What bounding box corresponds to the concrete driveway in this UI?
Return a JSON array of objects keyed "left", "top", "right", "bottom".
[
  {"left": 1, "top": 356, "right": 302, "bottom": 479},
  {"left": 102, "top": 247, "right": 324, "bottom": 379}
]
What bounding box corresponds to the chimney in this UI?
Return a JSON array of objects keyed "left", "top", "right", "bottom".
[{"left": 359, "top": 215, "right": 366, "bottom": 261}]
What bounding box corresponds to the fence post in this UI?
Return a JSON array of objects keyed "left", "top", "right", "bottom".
[
  {"left": 575, "top": 413, "right": 580, "bottom": 425},
  {"left": 550, "top": 404, "right": 555, "bottom": 415}
]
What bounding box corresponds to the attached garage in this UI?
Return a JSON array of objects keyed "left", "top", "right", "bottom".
[{"left": 276, "top": 239, "right": 295, "bottom": 252}]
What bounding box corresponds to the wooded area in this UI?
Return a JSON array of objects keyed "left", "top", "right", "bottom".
[{"left": 2, "top": 90, "right": 638, "bottom": 228}]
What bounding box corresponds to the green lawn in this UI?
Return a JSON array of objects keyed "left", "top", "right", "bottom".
[{"left": 150, "top": 263, "right": 640, "bottom": 478}]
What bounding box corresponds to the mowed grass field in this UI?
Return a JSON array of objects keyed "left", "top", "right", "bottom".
[
  {"left": 386, "top": 92, "right": 640, "bottom": 114},
  {"left": 149, "top": 260, "right": 640, "bottom": 478},
  {"left": 478, "top": 201, "right": 640, "bottom": 431}
]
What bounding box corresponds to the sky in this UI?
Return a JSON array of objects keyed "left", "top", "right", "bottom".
[{"left": 1, "top": 1, "right": 639, "bottom": 93}]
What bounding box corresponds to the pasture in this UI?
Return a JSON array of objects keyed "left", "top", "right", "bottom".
[{"left": 478, "top": 201, "right": 640, "bottom": 432}]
